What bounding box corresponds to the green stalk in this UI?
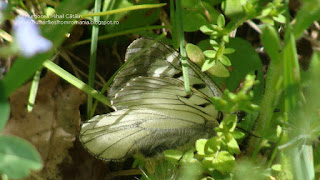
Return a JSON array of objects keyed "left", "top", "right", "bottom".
[
  {"left": 81, "top": 3, "right": 166, "bottom": 18},
  {"left": 175, "top": 0, "right": 190, "bottom": 93},
  {"left": 102, "top": 0, "right": 116, "bottom": 21},
  {"left": 251, "top": 28, "right": 283, "bottom": 159},
  {"left": 87, "top": 0, "right": 101, "bottom": 118},
  {"left": 27, "top": 69, "right": 41, "bottom": 112},
  {"left": 43, "top": 60, "right": 111, "bottom": 107},
  {"left": 170, "top": 0, "right": 178, "bottom": 49},
  {"left": 281, "top": 1, "right": 305, "bottom": 177},
  {"left": 67, "top": 25, "right": 168, "bottom": 48}
]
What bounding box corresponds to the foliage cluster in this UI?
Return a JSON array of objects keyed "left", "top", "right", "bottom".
[{"left": 0, "top": 0, "right": 320, "bottom": 179}]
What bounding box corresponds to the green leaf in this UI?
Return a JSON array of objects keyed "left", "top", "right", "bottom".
[
  {"left": 222, "top": 34, "right": 230, "bottom": 43},
  {"left": 209, "top": 39, "right": 219, "bottom": 50},
  {"left": 261, "top": 7, "right": 272, "bottom": 17},
  {"left": 217, "top": 14, "right": 225, "bottom": 28},
  {"left": 226, "top": 137, "right": 240, "bottom": 154},
  {"left": 242, "top": 1, "right": 256, "bottom": 17},
  {"left": 213, "top": 151, "right": 235, "bottom": 172},
  {"left": 202, "top": 59, "right": 216, "bottom": 72},
  {"left": 200, "top": 25, "right": 215, "bottom": 35},
  {"left": 260, "top": 17, "right": 274, "bottom": 25},
  {"left": 203, "top": 151, "right": 235, "bottom": 172},
  {"left": 215, "top": 43, "right": 225, "bottom": 60},
  {"left": 223, "top": 114, "right": 237, "bottom": 132},
  {"left": 211, "top": 38, "right": 264, "bottom": 104},
  {"left": 205, "top": 137, "right": 221, "bottom": 154},
  {"left": 182, "top": 149, "right": 195, "bottom": 162},
  {"left": 163, "top": 149, "right": 183, "bottom": 165},
  {"left": 219, "top": 55, "right": 231, "bottom": 66},
  {"left": 212, "top": 84, "right": 258, "bottom": 116},
  {"left": 223, "top": 48, "right": 235, "bottom": 54},
  {"left": 222, "top": 0, "right": 245, "bottom": 19},
  {"left": 293, "top": 0, "right": 320, "bottom": 39},
  {"left": 186, "top": 43, "right": 205, "bottom": 66},
  {"left": 182, "top": 1, "right": 219, "bottom": 32},
  {"left": 273, "top": 14, "right": 286, "bottom": 23},
  {"left": 271, "top": 164, "right": 282, "bottom": 171},
  {"left": 203, "top": 50, "right": 217, "bottom": 58},
  {"left": 207, "top": 60, "right": 230, "bottom": 77},
  {"left": 231, "top": 130, "right": 245, "bottom": 139},
  {"left": 196, "top": 139, "right": 208, "bottom": 156},
  {"left": 0, "top": 136, "right": 42, "bottom": 179}
]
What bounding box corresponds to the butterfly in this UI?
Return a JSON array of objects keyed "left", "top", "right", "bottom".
[{"left": 79, "top": 38, "right": 223, "bottom": 161}]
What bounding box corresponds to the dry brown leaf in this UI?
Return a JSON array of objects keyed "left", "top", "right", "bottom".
[{"left": 3, "top": 72, "right": 86, "bottom": 180}]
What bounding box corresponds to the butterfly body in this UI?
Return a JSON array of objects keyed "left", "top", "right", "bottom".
[{"left": 79, "top": 38, "right": 222, "bottom": 161}]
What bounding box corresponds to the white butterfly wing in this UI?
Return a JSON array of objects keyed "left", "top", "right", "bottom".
[
  {"left": 109, "top": 38, "right": 222, "bottom": 101},
  {"left": 80, "top": 38, "right": 223, "bottom": 161},
  {"left": 112, "top": 77, "right": 219, "bottom": 118},
  {"left": 80, "top": 77, "right": 220, "bottom": 161}
]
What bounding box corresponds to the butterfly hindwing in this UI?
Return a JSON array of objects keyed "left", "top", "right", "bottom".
[
  {"left": 80, "top": 77, "right": 219, "bottom": 161},
  {"left": 79, "top": 38, "right": 223, "bottom": 161}
]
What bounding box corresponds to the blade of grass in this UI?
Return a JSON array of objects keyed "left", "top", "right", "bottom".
[
  {"left": 175, "top": 0, "right": 190, "bottom": 94},
  {"left": 0, "top": 28, "right": 13, "bottom": 42},
  {"left": 27, "top": 69, "right": 41, "bottom": 112},
  {"left": 81, "top": 3, "right": 166, "bottom": 18},
  {"left": 283, "top": 33, "right": 314, "bottom": 180},
  {"left": 170, "top": 0, "right": 178, "bottom": 49},
  {"left": 102, "top": 0, "right": 116, "bottom": 21},
  {"left": 283, "top": 32, "right": 300, "bottom": 115},
  {"left": 282, "top": 20, "right": 303, "bottom": 180},
  {"left": 66, "top": 25, "right": 168, "bottom": 48},
  {"left": 251, "top": 25, "right": 283, "bottom": 159},
  {"left": 0, "top": 81, "right": 10, "bottom": 132},
  {"left": 292, "top": 145, "right": 315, "bottom": 180},
  {"left": 292, "top": 0, "right": 320, "bottom": 39},
  {"left": 42, "top": 60, "right": 111, "bottom": 108},
  {"left": 87, "top": 0, "right": 102, "bottom": 118},
  {"left": 90, "top": 33, "right": 167, "bottom": 117},
  {"left": 301, "top": 145, "right": 315, "bottom": 180}
]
